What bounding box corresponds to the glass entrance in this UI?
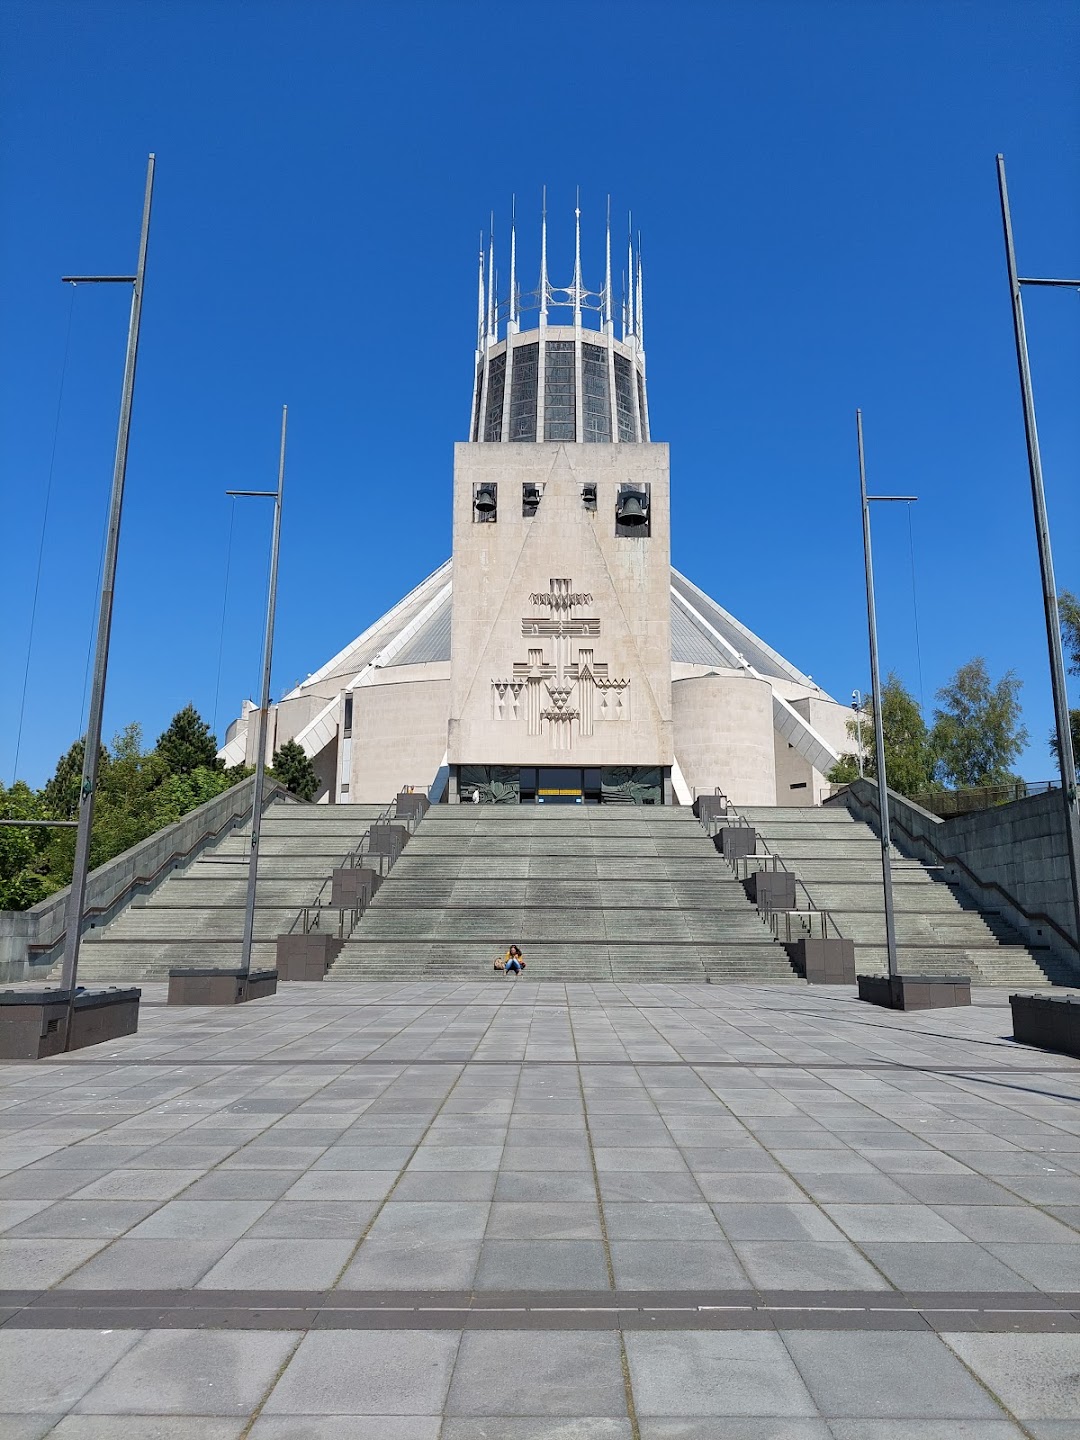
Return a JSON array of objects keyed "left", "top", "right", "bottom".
[{"left": 519, "top": 767, "right": 602, "bottom": 804}]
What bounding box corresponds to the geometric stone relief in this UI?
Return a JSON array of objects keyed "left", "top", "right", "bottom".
[{"left": 492, "top": 577, "right": 630, "bottom": 751}]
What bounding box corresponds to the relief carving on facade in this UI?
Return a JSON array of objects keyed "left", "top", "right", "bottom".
[{"left": 491, "top": 578, "right": 630, "bottom": 751}]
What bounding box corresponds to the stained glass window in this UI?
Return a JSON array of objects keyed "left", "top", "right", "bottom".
[
  {"left": 581, "top": 343, "right": 611, "bottom": 443},
  {"left": 544, "top": 340, "right": 576, "bottom": 441}
]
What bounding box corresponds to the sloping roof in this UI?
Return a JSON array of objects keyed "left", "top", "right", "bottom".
[
  {"left": 223, "top": 560, "right": 836, "bottom": 769},
  {"left": 280, "top": 561, "right": 817, "bottom": 683}
]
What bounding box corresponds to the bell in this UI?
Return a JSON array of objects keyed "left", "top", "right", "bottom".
[
  {"left": 474, "top": 485, "right": 497, "bottom": 514},
  {"left": 616, "top": 491, "right": 648, "bottom": 526}
]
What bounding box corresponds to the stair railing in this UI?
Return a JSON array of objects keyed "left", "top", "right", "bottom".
[
  {"left": 280, "top": 782, "right": 430, "bottom": 942},
  {"left": 693, "top": 791, "right": 848, "bottom": 944}
]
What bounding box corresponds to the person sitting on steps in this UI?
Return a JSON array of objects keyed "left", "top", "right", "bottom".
[{"left": 502, "top": 945, "right": 525, "bottom": 977}]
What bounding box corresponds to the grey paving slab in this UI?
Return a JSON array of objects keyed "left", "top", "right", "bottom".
[
  {"left": 826, "top": 1424, "right": 1026, "bottom": 1439},
  {"left": 0, "top": 1237, "right": 108, "bottom": 1288},
  {"left": 856, "top": 1240, "right": 1034, "bottom": 1292},
  {"left": 610, "top": 1240, "right": 747, "bottom": 1289},
  {"left": 445, "top": 1330, "right": 626, "bottom": 1416},
  {"left": 48, "top": 1420, "right": 248, "bottom": 1438},
  {"left": 782, "top": 1329, "right": 1008, "bottom": 1420},
  {"left": 261, "top": 1329, "right": 458, "bottom": 1414},
  {"left": 71, "top": 1170, "right": 206, "bottom": 1201},
  {"left": 74, "top": 1329, "right": 299, "bottom": 1415},
  {"left": 127, "top": 1199, "right": 271, "bottom": 1240},
  {"left": 0, "top": 1328, "right": 142, "bottom": 1413},
  {"left": 604, "top": 1202, "right": 723, "bottom": 1241},
  {"left": 626, "top": 1331, "right": 818, "bottom": 1417},
  {"left": 0, "top": 1420, "right": 60, "bottom": 1440},
  {"left": 732, "top": 1241, "right": 891, "bottom": 1291},
  {"left": 58, "top": 1237, "right": 232, "bottom": 1289},
  {"left": 486, "top": 1200, "right": 602, "bottom": 1238},
  {"left": 250, "top": 1420, "right": 440, "bottom": 1440},
  {"left": 475, "top": 1238, "right": 610, "bottom": 1289},
  {"left": 712, "top": 1204, "right": 845, "bottom": 1242},
  {"left": 822, "top": 1204, "right": 968, "bottom": 1242},
  {"left": 251, "top": 1420, "right": 440, "bottom": 1439},
  {"left": 197, "top": 1237, "right": 356, "bottom": 1288},
  {"left": 941, "top": 1333, "right": 1080, "bottom": 1420}
]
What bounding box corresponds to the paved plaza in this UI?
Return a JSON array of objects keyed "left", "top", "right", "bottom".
[{"left": 1, "top": 981, "right": 1079, "bottom": 1436}]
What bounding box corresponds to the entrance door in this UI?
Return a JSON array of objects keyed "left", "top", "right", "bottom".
[{"left": 520, "top": 767, "right": 602, "bottom": 804}]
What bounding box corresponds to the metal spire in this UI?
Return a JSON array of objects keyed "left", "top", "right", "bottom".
[
  {"left": 636, "top": 231, "right": 644, "bottom": 350},
  {"left": 573, "top": 186, "right": 583, "bottom": 325},
  {"left": 486, "top": 215, "right": 495, "bottom": 342},
  {"left": 508, "top": 194, "right": 517, "bottom": 332},
  {"left": 539, "top": 185, "right": 549, "bottom": 325},
  {"left": 603, "top": 195, "right": 613, "bottom": 335},
  {"left": 626, "top": 213, "right": 635, "bottom": 338},
  {"left": 476, "top": 231, "right": 485, "bottom": 354}
]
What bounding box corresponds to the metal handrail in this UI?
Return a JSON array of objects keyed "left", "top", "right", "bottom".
[
  {"left": 282, "top": 782, "right": 429, "bottom": 939},
  {"left": 693, "top": 788, "right": 847, "bottom": 942}
]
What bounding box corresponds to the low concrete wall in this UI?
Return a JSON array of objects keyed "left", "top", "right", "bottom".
[
  {"left": 831, "top": 778, "right": 1079, "bottom": 973},
  {"left": 0, "top": 777, "right": 292, "bottom": 983}
]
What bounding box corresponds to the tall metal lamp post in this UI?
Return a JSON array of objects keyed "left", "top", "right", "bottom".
[
  {"left": 857, "top": 410, "right": 917, "bottom": 982},
  {"left": 996, "top": 155, "right": 1080, "bottom": 955},
  {"left": 58, "top": 154, "right": 155, "bottom": 1046},
  {"left": 231, "top": 406, "right": 288, "bottom": 976}
]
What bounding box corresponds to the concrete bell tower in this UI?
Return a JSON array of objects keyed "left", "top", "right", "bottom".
[{"left": 448, "top": 197, "right": 674, "bottom": 803}]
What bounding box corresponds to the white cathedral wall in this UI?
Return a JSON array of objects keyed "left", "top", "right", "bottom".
[
  {"left": 672, "top": 673, "right": 777, "bottom": 805},
  {"left": 349, "top": 675, "right": 452, "bottom": 804},
  {"left": 449, "top": 442, "right": 673, "bottom": 768}
]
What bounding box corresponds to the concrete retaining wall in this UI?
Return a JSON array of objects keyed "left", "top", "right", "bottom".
[
  {"left": 0, "top": 777, "right": 292, "bottom": 983},
  {"left": 832, "top": 777, "right": 1079, "bottom": 973}
]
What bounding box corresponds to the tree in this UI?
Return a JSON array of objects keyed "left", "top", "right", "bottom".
[
  {"left": 827, "top": 674, "right": 937, "bottom": 797},
  {"left": 1050, "top": 711, "right": 1080, "bottom": 778},
  {"left": 1060, "top": 590, "right": 1080, "bottom": 676},
  {"left": 1045, "top": 591, "right": 1079, "bottom": 779},
  {"left": 931, "top": 657, "right": 1028, "bottom": 789},
  {"left": 155, "top": 705, "right": 222, "bottom": 776},
  {"left": 271, "top": 739, "right": 318, "bottom": 801}
]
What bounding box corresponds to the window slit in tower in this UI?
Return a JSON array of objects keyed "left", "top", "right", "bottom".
[
  {"left": 544, "top": 340, "right": 576, "bottom": 441},
  {"left": 581, "top": 343, "right": 611, "bottom": 443},
  {"left": 484, "top": 353, "right": 506, "bottom": 441},
  {"left": 508, "top": 342, "right": 538, "bottom": 441},
  {"left": 613, "top": 353, "right": 636, "bottom": 442}
]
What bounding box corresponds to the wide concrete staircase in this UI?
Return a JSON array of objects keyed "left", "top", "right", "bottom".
[
  {"left": 329, "top": 805, "right": 798, "bottom": 983},
  {"left": 45, "top": 801, "right": 384, "bottom": 984},
  {"left": 738, "top": 805, "right": 1071, "bottom": 986}
]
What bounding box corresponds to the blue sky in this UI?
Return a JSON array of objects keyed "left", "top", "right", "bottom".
[{"left": 2, "top": 0, "right": 1077, "bottom": 788}]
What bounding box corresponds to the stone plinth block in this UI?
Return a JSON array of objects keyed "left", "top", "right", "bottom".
[
  {"left": 693, "top": 795, "right": 728, "bottom": 822},
  {"left": 792, "top": 938, "right": 856, "bottom": 984},
  {"left": 858, "top": 974, "right": 971, "bottom": 1010},
  {"left": 367, "top": 824, "right": 409, "bottom": 861},
  {"left": 276, "top": 934, "right": 343, "bottom": 982},
  {"left": 1010, "top": 992, "right": 1080, "bottom": 1058},
  {"left": 748, "top": 869, "right": 796, "bottom": 910},
  {"left": 717, "top": 826, "right": 757, "bottom": 859},
  {"left": 330, "top": 866, "right": 380, "bottom": 908},
  {"left": 395, "top": 791, "right": 429, "bottom": 821},
  {"left": 0, "top": 986, "right": 141, "bottom": 1059},
  {"left": 167, "top": 968, "right": 278, "bottom": 1006}
]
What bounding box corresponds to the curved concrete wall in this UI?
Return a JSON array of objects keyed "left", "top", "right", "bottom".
[{"left": 673, "top": 672, "right": 776, "bottom": 805}]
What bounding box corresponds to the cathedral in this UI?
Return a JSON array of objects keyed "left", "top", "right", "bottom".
[{"left": 219, "top": 203, "right": 851, "bottom": 806}]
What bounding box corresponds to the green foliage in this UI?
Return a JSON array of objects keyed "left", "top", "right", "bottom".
[
  {"left": 1049, "top": 710, "right": 1080, "bottom": 778},
  {"left": 156, "top": 704, "right": 222, "bottom": 775},
  {"left": 1, "top": 707, "right": 242, "bottom": 913},
  {"left": 930, "top": 657, "right": 1028, "bottom": 788},
  {"left": 271, "top": 739, "right": 319, "bottom": 801},
  {"left": 827, "top": 674, "right": 938, "bottom": 797},
  {"left": 1060, "top": 590, "right": 1080, "bottom": 677}
]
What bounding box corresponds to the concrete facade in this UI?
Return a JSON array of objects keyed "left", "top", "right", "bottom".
[
  {"left": 449, "top": 442, "right": 672, "bottom": 769},
  {"left": 672, "top": 672, "right": 776, "bottom": 805}
]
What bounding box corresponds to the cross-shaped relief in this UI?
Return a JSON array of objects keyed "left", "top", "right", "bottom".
[{"left": 491, "top": 578, "right": 630, "bottom": 751}]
